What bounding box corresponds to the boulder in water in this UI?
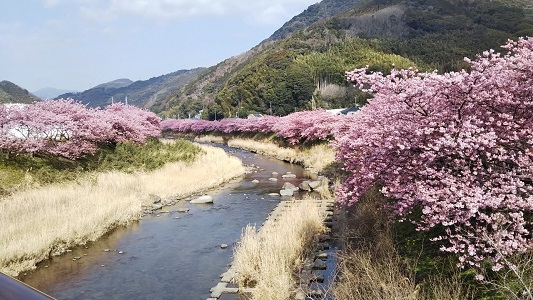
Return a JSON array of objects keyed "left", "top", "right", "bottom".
[
  {"left": 279, "top": 189, "right": 294, "bottom": 197},
  {"left": 191, "top": 195, "right": 214, "bottom": 204}
]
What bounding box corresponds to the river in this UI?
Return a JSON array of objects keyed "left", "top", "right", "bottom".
[{"left": 19, "top": 146, "right": 313, "bottom": 299}]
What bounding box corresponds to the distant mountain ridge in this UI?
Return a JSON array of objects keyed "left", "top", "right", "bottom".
[
  {"left": 267, "top": 0, "right": 363, "bottom": 41},
  {"left": 56, "top": 68, "right": 206, "bottom": 108},
  {"left": 0, "top": 81, "right": 41, "bottom": 104},
  {"left": 33, "top": 87, "right": 78, "bottom": 100},
  {"left": 93, "top": 78, "right": 133, "bottom": 90}
]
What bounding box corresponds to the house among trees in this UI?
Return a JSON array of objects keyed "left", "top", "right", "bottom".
[
  {"left": 327, "top": 107, "right": 359, "bottom": 115},
  {"left": 247, "top": 114, "right": 263, "bottom": 119},
  {"left": 340, "top": 107, "right": 359, "bottom": 115}
]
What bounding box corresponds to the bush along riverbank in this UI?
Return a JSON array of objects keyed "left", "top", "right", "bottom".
[
  {"left": 0, "top": 140, "right": 246, "bottom": 277},
  {"left": 162, "top": 38, "right": 533, "bottom": 299}
]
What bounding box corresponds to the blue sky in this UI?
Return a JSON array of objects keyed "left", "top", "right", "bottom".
[{"left": 0, "top": 0, "right": 319, "bottom": 92}]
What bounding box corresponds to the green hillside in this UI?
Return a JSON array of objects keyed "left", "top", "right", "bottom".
[
  {"left": 156, "top": 0, "right": 533, "bottom": 120},
  {"left": 0, "top": 81, "right": 41, "bottom": 104}
]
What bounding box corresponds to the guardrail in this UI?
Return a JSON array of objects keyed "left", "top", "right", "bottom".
[{"left": 0, "top": 272, "right": 55, "bottom": 300}]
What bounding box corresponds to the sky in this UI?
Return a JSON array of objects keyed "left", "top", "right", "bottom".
[{"left": 0, "top": 0, "right": 319, "bottom": 92}]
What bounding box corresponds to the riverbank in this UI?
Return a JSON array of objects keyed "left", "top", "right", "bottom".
[
  {"left": 191, "top": 134, "right": 336, "bottom": 173},
  {"left": 231, "top": 196, "right": 329, "bottom": 300},
  {"left": 0, "top": 143, "right": 245, "bottom": 277}
]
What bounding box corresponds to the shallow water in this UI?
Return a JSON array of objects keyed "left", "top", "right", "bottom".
[{"left": 20, "top": 146, "right": 309, "bottom": 299}]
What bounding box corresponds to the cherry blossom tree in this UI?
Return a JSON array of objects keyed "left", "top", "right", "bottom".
[
  {"left": 103, "top": 103, "right": 161, "bottom": 144},
  {"left": 0, "top": 99, "right": 161, "bottom": 159},
  {"left": 272, "top": 109, "right": 342, "bottom": 144},
  {"left": 337, "top": 37, "right": 533, "bottom": 269}
]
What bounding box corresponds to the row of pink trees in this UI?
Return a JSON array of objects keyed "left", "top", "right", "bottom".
[
  {"left": 161, "top": 38, "right": 533, "bottom": 273},
  {"left": 0, "top": 99, "right": 160, "bottom": 159},
  {"left": 161, "top": 110, "right": 348, "bottom": 144}
]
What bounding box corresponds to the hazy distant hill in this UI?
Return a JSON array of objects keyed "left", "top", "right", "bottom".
[
  {"left": 33, "top": 87, "right": 78, "bottom": 100},
  {"left": 155, "top": 0, "right": 533, "bottom": 119},
  {"left": 0, "top": 81, "right": 41, "bottom": 104},
  {"left": 56, "top": 68, "right": 206, "bottom": 108}
]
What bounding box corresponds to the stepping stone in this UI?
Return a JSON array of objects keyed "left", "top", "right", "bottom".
[
  {"left": 315, "top": 252, "right": 328, "bottom": 260},
  {"left": 313, "top": 260, "right": 327, "bottom": 270}
]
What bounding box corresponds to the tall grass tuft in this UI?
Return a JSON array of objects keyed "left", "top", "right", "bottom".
[{"left": 232, "top": 197, "right": 326, "bottom": 300}]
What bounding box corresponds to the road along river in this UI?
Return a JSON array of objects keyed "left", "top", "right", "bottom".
[{"left": 19, "top": 146, "right": 315, "bottom": 299}]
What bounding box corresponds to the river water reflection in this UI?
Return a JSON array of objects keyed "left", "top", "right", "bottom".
[{"left": 20, "top": 146, "right": 309, "bottom": 299}]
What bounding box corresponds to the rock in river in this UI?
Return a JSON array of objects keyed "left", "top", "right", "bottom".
[
  {"left": 282, "top": 182, "right": 298, "bottom": 191},
  {"left": 282, "top": 173, "right": 297, "bottom": 178},
  {"left": 280, "top": 189, "right": 294, "bottom": 197},
  {"left": 299, "top": 181, "right": 312, "bottom": 191},
  {"left": 190, "top": 195, "right": 214, "bottom": 204}
]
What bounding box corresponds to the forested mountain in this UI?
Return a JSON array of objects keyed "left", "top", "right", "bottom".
[
  {"left": 0, "top": 81, "right": 41, "bottom": 104},
  {"left": 56, "top": 68, "right": 206, "bottom": 108},
  {"left": 155, "top": 0, "right": 533, "bottom": 120}
]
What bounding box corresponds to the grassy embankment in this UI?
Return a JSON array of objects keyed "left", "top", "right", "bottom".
[
  {"left": 232, "top": 196, "right": 327, "bottom": 300},
  {"left": 0, "top": 139, "right": 245, "bottom": 276},
  {"left": 193, "top": 134, "right": 336, "bottom": 172}
]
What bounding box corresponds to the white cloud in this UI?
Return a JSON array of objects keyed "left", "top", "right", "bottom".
[{"left": 78, "top": 0, "right": 317, "bottom": 25}]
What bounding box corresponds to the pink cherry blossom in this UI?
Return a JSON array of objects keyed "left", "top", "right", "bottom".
[
  {"left": 1, "top": 99, "right": 161, "bottom": 159},
  {"left": 338, "top": 37, "right": 533, "bottom": 268}
]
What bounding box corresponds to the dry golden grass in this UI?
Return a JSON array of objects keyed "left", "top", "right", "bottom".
[
  {"left": 0, "top": 144, "right": 245, "bottom": 276},
  {"left": 139, "top": 145, "right": 245, "bottom": 202},
  {"left": 332, "top": 251, "right": 473, "bottom": 300},
  {"left": 193, "top": 135, "right": 225, "bottom": 144},
  {"left": 227, "top": 138, "right": 335, "bottom": 172},
  {"left": 232, "top": 197, "right": 326, "bottom": 300},
  {"left": 332, "top": 249, "right": 419, "bottom": 300},
  {"left": 331, "top": 186, "right": 474, "bottom": 300}
]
